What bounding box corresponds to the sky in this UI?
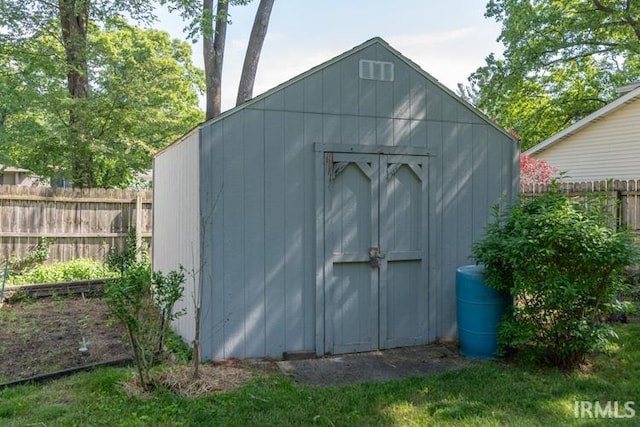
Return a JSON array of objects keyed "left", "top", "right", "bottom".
[{"left": 154, "top": 0, "right": 504, "bottom": 112}]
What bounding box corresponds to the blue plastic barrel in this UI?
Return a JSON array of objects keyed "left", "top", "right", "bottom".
[{"left": 456, "top": 265, "right": 512, "bottom": 359}]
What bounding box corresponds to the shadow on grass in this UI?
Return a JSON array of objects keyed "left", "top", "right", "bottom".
[{"left": 1, "top": 322, "right": 639, "bottom": 426}]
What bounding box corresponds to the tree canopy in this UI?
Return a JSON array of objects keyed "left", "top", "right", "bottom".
[
  {"left": 461, "top": 0, "right": 640, "bottom": 150},
  {"left": 1, "top": 0, "right": 273, "bottom": 186},
  {"left": 0, "top": 19, "right": 204, "bottom": 188}
]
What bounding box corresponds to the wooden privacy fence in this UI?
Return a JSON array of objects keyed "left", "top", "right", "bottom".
[
  {"left": 0, "top": 185, "right": 152, "bottom": 263},
  {"left": 521, "top": 180, "right": 640, "bottom": 236}
]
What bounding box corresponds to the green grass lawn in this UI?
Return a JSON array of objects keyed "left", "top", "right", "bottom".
[{"left": 1, "top": 322, "right": 639, "bottom": 426}]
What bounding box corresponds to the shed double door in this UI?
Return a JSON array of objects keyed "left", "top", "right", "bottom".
[{"left": 324, "top": 152, "right": 429, "bottom": 354}]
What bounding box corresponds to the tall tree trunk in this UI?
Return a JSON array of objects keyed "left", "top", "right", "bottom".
[
  {"left": 203, "top": 0, "right": 228, "bottom": 120},
  {"left": 59, "top": 0, "right": 93, "bottom": 188},
  {"left": 236, "top": 0, "right": 274, "bottom": 106}
]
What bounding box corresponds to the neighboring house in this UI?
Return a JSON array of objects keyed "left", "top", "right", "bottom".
[
  {"left": 153, "top": 37, "right": 519, "bottom": 361},
  {"left": 0, "top": 165, "right": 38, "bottom": 186},
  {"left": 525, "top": 84, "right": 640, "bottom": 181}
]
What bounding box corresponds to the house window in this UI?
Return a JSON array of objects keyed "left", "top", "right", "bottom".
[{"left": 359, "top": 60, "right": 394, "bottom": 82}]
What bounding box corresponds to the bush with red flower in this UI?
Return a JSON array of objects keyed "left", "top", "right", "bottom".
[{"left": 520, "top": 154, "right": 558, "bottom": 185}]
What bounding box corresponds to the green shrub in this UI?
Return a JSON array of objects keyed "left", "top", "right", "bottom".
[
  {"left": 104, "top": 257, "right": 155, "bottom": 389},
  {"left": 104, "top": 256, "right": 185, "bottom": 391},
  {"left": 472, "top": 191, "right": 637, "bottom": 369},
  {"left": 164, "top": 330, "right": 193, "bottom": 363},
  {"left": 106, "top": 228, "right": 141, "bottom": 273},
  {"left": 9, "top": 258, "right": 117, "bottom": 284}
]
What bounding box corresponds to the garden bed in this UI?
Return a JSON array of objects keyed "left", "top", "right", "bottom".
[{"left": 0, "top": 294, "right": 131, "bottom": 384}]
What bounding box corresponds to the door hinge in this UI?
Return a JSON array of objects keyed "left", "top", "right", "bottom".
[{"left": 326, "top": 153, "right": 348, "bottom": 182}]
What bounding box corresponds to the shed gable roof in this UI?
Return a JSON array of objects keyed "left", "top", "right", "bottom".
[
  {"left": 202, "top": 37, "right": 514, "bottom": 139},
  {"left": 525, "top": 85, "right": 640, "bottom": 155}
]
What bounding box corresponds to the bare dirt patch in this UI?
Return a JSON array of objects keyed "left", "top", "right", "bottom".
[
  {"left": 0, "top": 295, "right": 268, "bottom": 393},
  {"left": 0, "top": 295, "right": 131, "bottom": 383}
]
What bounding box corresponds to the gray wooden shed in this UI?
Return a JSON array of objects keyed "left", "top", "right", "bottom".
[{"left": 153, "top": 37, "right": 519, "bottom": 361}]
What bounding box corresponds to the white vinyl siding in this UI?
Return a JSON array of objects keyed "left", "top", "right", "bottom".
[{"left": 535, "top": 99, "right": 640, "bottom": 181}]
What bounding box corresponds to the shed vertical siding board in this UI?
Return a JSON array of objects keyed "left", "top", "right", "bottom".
[
  {"left": 410, "top": 119, "right": 427, "bottom": 148},
  {"left": 377, "top": 118, "right": 394, "bottom": 146},
  {"left": 441, "top": 95, "right": 458, "bottom": 125},
  {"left": 471, "top": 107, "right": 486, "bottom": 125},
  {"left": 304, "top": 72, "right": 323, "bottom": 114},
  {"left": 304, "top": 113, "right": 323, "bottom": 349},
  {"left": 426, "top": 82, "right": 443, "bottom": 121},
  {"left": 393, "top": 118, "right": 411, "bottom": 146},
  {"left": 264, "top": 88, "right": 284, "bottom": 111},
  {"left": 284, "top": 81, "right": 304, "bottom": 112},
  {"left": 221, "top": 113, "right": 246, "bottom": 357},
  {"left": 376, "top": 81, "right": 394, "bottom": 118},
  {"left": 323, "top": 114, "right": 341, "bottom": 144},
  {"left": 341, "top": 115, "right": 359, "bottom": 144},
  {"left": 323, "top": 66, "right": 341, "bottom": 115},
  {"left": 440, "top": 122, "right": 459, "bottom": 337},
  {"left": 340, "top": 55, "right": 359, "bottom": 116},
  {"left": 457, "top": 102, "right": 478, "bottom": 125},
  {"left": 153, "top": 131, "right": 200, "bottom": 344},
  {"left": 359, "top": 80, "right": 377, "bottom": 117},
  {"left": 251, "top": 99, "right": 266, "bottom": 111},
  {"left": 360, "top": 116, "right": 377, "bottom": 145},
  {"left": 471, "top": 125, "right": 490, "bottom": 243},
  {"left": 420, "top": 158, "right": 431, "bottom": 340},
  {"left": 504, "top": 138, "right": 516, "bottom": 204},
  {"left": 244, "top": 109, "right": 267, "bottom": 357},
  {"left": 487, "top": 133, "right": 505, "bottom": 216},
  {"left": 410, "top": 73, "right": 427, "bottom": 120},
  {"left": 426, "top": 120, "right": 443, "bottom": 341},
  {"left": 284, "top": 112, "right": 306, "bottom": 350},
  {"left": 264, "top": 110, "right": 287, "bottom": 357},
  {"left": 314, "top": 148, "right": 326, "bottom": 355},
  {"left": 199, "top": 122, "right": 226, "bottom": 360},
  {"left": 394, "top": 61, "right": 412, "bottom": 119},
  {"left": 456, "top": 124, "right": 474, "bottom": 263},
  {"left": 496, "top": 139, "right": 511, "bottom": 205}
]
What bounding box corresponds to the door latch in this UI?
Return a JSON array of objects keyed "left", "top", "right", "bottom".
[{"left": 369, "top": 247, "right": 385, "bottom": 269}]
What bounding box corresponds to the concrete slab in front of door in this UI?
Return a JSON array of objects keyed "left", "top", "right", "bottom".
[{"left": 277, "top": 342, "right": 471, "bottom": 386}]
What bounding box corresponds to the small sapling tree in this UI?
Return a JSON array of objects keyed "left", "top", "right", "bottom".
[
  {"left": 104, "top": 257, "right": 154, "bottom": 389},
  {"left": 473, "top": 190, "right": 637, "bottom": 369},
  {"left": 104, "top": 255, "right": 186, "bottom": 390},
  {"left": 152, "top": 266, "right": 187, "bottom": 358}
]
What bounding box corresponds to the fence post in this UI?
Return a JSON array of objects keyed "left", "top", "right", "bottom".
[{"left": 136, "top": 192, "right": 143, "bottom": 261}]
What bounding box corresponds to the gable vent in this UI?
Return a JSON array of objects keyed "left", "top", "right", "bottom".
[{"left": 359, "top": 60, "right": 394, "bottom": 82}]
